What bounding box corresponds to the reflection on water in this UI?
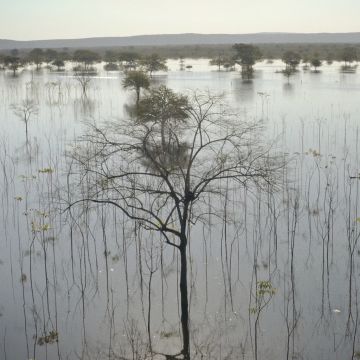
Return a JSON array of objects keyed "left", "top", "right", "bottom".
[
  {"left": 232, "top": 77, "right": 255, "bottom": 104},
  {"left": 0, "top": 60, "right": 360, "bottom": 359},
  {"left": 282, "top": 82, "right": 294, "bottom": 94},
  {"left": 73, "top": 97, "right": 97, "bottom": 119}
]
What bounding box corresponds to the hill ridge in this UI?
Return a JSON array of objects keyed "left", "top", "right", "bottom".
[{"left": 1, "top": 32, "right": 360, "bottom": 50}]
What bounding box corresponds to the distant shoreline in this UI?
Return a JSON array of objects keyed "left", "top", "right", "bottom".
[{"left": 1, "top": 32, "right": 360, "bottom": 50}]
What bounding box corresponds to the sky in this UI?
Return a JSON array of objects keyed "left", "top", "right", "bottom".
[{"left": 0, "top": 0, "right": 359, "bottom": 40}]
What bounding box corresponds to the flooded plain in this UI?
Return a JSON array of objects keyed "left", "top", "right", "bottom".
[{"left": 0, "top": 59, "right": 360, "bottom": 360}]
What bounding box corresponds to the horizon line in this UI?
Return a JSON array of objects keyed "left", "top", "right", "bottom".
[{"left": 2, "top": 31, "right": 360, "bottom": 42}]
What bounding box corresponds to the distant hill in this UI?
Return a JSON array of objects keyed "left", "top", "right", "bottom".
[{"left": 1, "top": 33, "right": 360, "bottom": 50}]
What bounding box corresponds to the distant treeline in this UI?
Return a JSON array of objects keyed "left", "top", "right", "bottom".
[
  {"left": 1, "top": 43, "right": 359, "bottom": 61},
  {"left": 0, "top": 43, "right": 359, "bottom": 77}
]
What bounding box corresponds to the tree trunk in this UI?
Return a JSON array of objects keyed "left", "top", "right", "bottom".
[
  {"left": 148, "top": 270, "right": 153, "bottom": 355},
  {"left": 161, "top": 119, "right": 166, "bottom": 151},
  {"left": 25, "top": 120, "right": 29, "bottom": 143},
  {"left": 179, "top": 240, "right": 190, "bottom": 359}
]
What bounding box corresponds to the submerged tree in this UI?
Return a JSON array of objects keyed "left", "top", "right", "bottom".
[
  {"left": 69, "top": 87, "right": 282, "bottom": 359},
  {"left": 52, "top": 59, "right": 65, "bottom": 71},
  {"left": 209, "top": 54, "right": 226, "bottom": 71},
  {"left": 104, "top": 50, "right": 118, "bottom": 64},
  {"left": 28, "top": 48, "right": 44, "bottom": 70},
  {"left": 51, "top": 51, "right": 68, "bottom": 71},
  {"left": 282, "top": 51, "right": 301, "bottom": 71},
  {"left": 209, "top": 55, "right": 235, "bottom": 72},
  {"left": 4, "top": 56, "right": 21, "bottom": 76},
  {"left": 233, "top": 43, "right": 262, "bottom": 79},
  {"left": 135, "top": 85, "right": 189, "bottom": 153},
  {"left": 282, "top": 67, "right": 294, "bottom": 84},
  {"left": 103, "top": 50, "right": 119, "bottom": 71},
  {"left": 341, "top": 47, "right": 357, "bottom": 67},
  {"left": 43, "top": 49, "right": 58, "bottom": 66},
  {"left": 122, "top": 70, "right": 150, "bottom": 104},
  {"left": 119, "top": 52, "right": 140, "bottom": 71},
  {"left": 74, "top": 70, "right": 92, "bottom": 97},
  {"left": 311, "top": 58, "right": 322, "bottom": 72},
  {"left": 280, "top": 51, "right": 301, "bottom": 82},
  {"left": 179, "top": 56, "right": 185, "bottom": 71},
  {"left": 11, "top": 99, "right": 39, "bottom": 142},
  {"left": 222, "top": 58, "right": 236, "bottom": 71},
  {"left": 71, "top": 52, "right": 97, "bottom": 95},
  {"left": 141, "top": 54, "right": 168, "bottom": 77},
  {"left": 73, "top": 49, "right": 100, "bottom": 71}
]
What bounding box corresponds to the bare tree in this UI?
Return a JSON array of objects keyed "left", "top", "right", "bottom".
[
  {"left": 68, "top": 88, "right": 283, "bottom": 359},
  {"left": 11, "top": 99, "right": 39, "bottom": 143},
  {"left": 74, "top": 71, "right": 92, "bottom": 97}
]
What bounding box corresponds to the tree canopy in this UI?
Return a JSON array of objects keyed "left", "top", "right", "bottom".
[
  {"left": 140, "top": 54, "right": 168, "bottom": 76},
  {"left": 282, "top": 51, "right": 301, "bottom": 70},
  {"left": 43, "top": 49, "right": 58, "bottom": 65},
  {"left": 28, "top": 48, "right": 44, "bottom": 70},
  {"left": 118, "top": 52, "right": 140, "bottom": 70},
  {"left": 4, "top": 56, "right": 21, "bottom": 76},
  {"left": 311, "top": 58, "right": 322, "bottom": 71},
  {"left": 209, "top": 55, "right": 226, "bottom": 71},
  {"left": 134, "top": 85, "right": 190, "bottom": 160},
  {"left": 73, "top": 49, "right": 100, "bottom": 70},
  {"left": 232, "top": 44, "right": 262, "bottom": 78},
  {"left": 122, "top": 70, "right": 150, "bottom": 104},
  {"left": 341, "top": 47, "right": 358, "bottom": 66}
]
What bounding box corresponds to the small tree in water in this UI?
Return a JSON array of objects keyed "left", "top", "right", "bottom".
[
  {"left": 282, "top": 51, "right": 301, "bottom": 72},
  {"left": 135, "top": 85, "right": 189, "bottom": 151},
  {"left": 4, "top": 56, "right": 22, "bottom": 76},
  {"left": 311, "top": 58, "right": 322, "bottom": 72},
  {"left": 233, "top": 43, "right": 262, "bottom": 79},
  {"left": 69, "top": 87, "right": 283, "bottom": 359},
  {"left": 140, "top": 53, "right": 168, "bottom": 77},
  {"left": 74, "top": 70, "right": 92, "bottom": 97},
  {"left": 122, "top": 70, "right": 150, "bottom": 104},
  {"left": 11, "top": 99, "right": 38, "bottom": 143}
]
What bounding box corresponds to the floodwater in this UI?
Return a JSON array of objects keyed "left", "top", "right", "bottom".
[{"left": 0, "top": 59, "right": 360, "bottom": 359}]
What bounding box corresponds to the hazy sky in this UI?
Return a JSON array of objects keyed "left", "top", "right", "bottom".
[{"left": 1, "top": 0, "right": 359, "bottom": 40}]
